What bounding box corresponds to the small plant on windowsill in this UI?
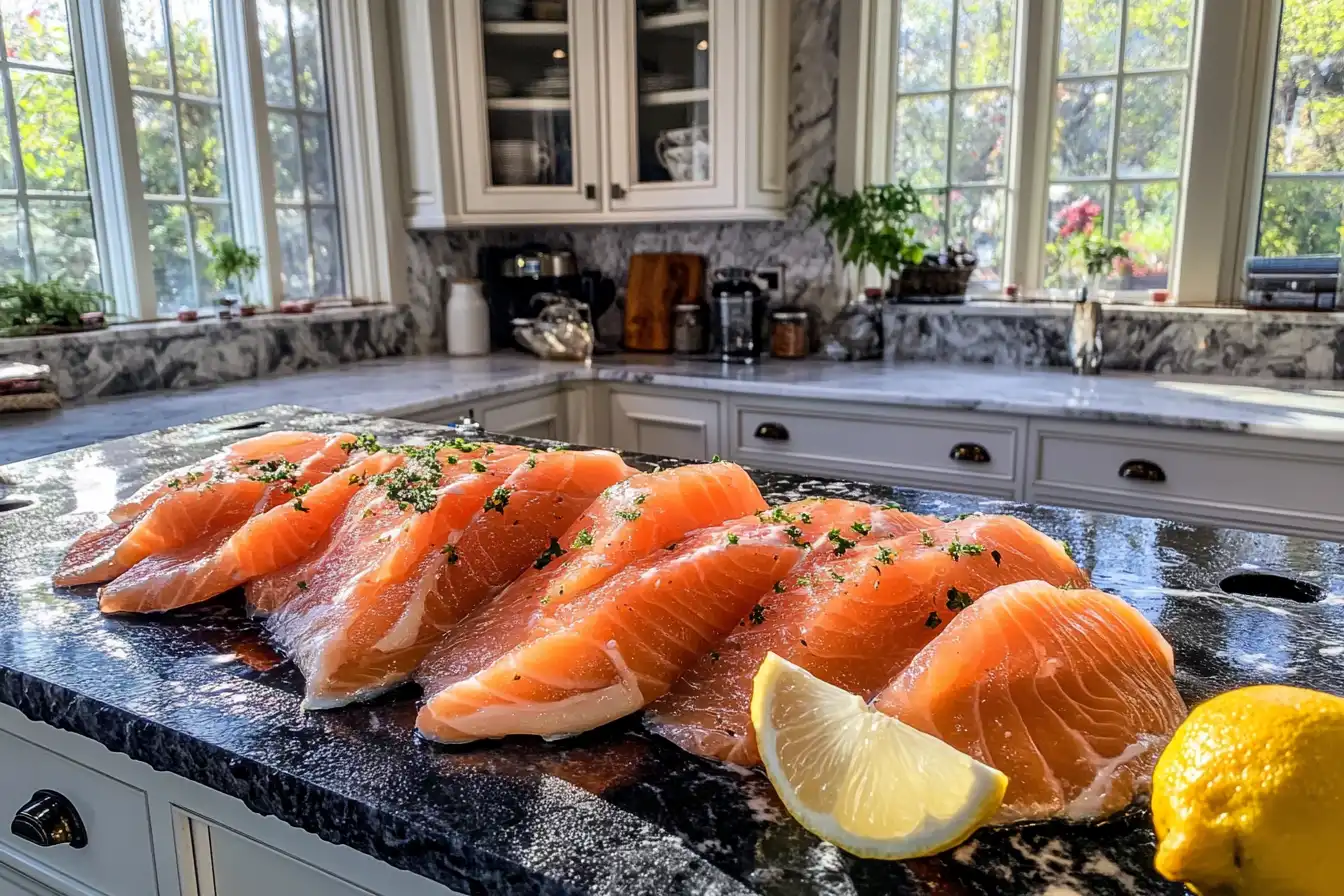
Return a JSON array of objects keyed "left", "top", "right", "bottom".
[
  {"left": 807, "top": 180, "right": 927, "bottom": 300},
  {"left": 0, "top": 278, "right": 112, "bottom": 338},
  {"left": 205, "top": 237, "right": 262, "bottom": 319},
  {"left": 1049, "top": 198, "right": 1130, "bottom": 300}
]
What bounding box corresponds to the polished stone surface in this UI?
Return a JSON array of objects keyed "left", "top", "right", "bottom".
[
  {"left": 886, "top": 302, "right": 1344, "bottom": 379},
  {"left": 5, "top": 354, "right": 1344, "bottom": 466},
  {"left": 1, "top": 406, "right": 1342, "bottom": 895}
]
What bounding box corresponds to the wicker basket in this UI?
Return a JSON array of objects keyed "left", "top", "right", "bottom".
[{"left": 895, "top": 263, "right": 975, "bottom": 298}]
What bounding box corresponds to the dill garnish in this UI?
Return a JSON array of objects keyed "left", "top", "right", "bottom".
[
  {"left": 919, "top": 530, "right": 935, "bottom": 547},
  {"left": 876, "top": 545, "right": 896, "bottom": 565},
  {"left": 483, "top": 486, "right": 512, "bottom": 513},
  {"left": 944, "top": 539, "right": 985, "bottom": 561},
  {"left": 827, "top": 528, "right": 858, "bottom": 555},
  {"left": 850, "top": 521, "right": 872, "bottom": 536},
  {"left": 748, "top": 604, "right": 766, "bottom": 625},
  {"left": 571, "top": 529, "right": 594, "bottom": 549}
]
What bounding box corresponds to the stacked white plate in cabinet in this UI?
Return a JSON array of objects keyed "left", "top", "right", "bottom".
[
  {"left": 639, "top": 72, "right": 693, "bottom": 92},
  {"left": 491, "top": 140, "right": 548, "bottom": 185}
]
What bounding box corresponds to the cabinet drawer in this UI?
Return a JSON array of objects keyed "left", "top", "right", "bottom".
[
  {"left": 609, "top": 389, "right": 724, "bottom": 461},
  {"left": 0, "top": 729, "right": 156, "bottom": 896},
  {"left": 731, "top": 399, "right": 1023, "bottom": 498},
  {"left": 1028, "top": 421, "right": 1344, "bottom": 539},
  {"left": 477, "top": 391, "right": 564, "bottom": 440}
]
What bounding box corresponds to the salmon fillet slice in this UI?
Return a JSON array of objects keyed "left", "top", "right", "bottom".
[
  {"left": 56, "top": 432, "right": 356, "bottom": 587},
  {"left": 645, "top": 514, "right": 1087, "bottom": 766},
  {"left": 270, "top": 448, "right": 634, "bottom": 708},
  {"left": 413, "top": 462, "right": 767, "bottom": 705},
  {"left": 413, "top": 498, "right": 865, "bottom": 744},
  {"left": 96, "top": 447, "right": 403, "bottom": 614},
  {"left": 873, "top": 580, "right": 1186, "bottom": 823}
]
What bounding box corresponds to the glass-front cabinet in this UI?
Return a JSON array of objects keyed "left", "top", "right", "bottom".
[
  {"left": 405, "top": 0, "right": 786, "bottom": 224},
  {"left": 450, "top": 0, "right": 603, "bottom": 214}
]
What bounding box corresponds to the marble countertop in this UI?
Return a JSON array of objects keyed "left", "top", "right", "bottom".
[
  {"left": 5, "top": 352, "right": 1344, "bottom": 466},
  {"left": 1, "top": 407, "right": 1342, "bottom": 894}
]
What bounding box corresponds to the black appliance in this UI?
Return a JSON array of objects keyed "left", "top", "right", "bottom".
[
  {"left": 478, "top": 244, "right": 615, "bottom": 349},
  {"left": 710, "top": 266, "right": 766, "bottom": 363}
]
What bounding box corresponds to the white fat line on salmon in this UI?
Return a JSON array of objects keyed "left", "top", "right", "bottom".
[{"left": 1062, "top": 733, "right": 1164, "bottom": 821}]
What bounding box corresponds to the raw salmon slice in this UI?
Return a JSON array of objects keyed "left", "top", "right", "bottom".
[
  {"left": 272, "top": 448, "right": 633, "bottom": 708},
  {"left": 873, "top": 580, "right": 1186, "bottom": 823},
  {"left": 413, "top": 498, "right": 861, "bottom": 744},
  {"left": 245, "top": 440, "right": 519, "bottom": 617},
  {"left": 413, "top": 461, "right": 767, "bottom": 705},
  {"left": 55, "top": 432, "right": 356, "bottom": 587},
  {"left": 95, "top": 448, "right": 404, "bottom": 614},
  {"left": 645, "top": 514, "right": 1086, "bottom": 766}
]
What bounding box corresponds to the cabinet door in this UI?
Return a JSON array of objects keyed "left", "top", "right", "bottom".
[
  {"left": 603, "top": 0, "right": 737, "bottom": 211},
  {"left": 609, "top": 389, "right": 722, "bottom": 460},
  {"left": 0, "top": 863, "right": 63, "bottom": 896},
  {"left": 478, "top": 392, "right": 564, "bottom": 440},
  {"left": 450, "top": 0, "right": 603, "bottom": 214}
]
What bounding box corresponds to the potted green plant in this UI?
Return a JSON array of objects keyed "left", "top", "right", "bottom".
[
  {"left": 808, "top": 180, "right": 927, "bottom": 298},
  {"left": 1050, "top": 199, "right": 1130, "bottom": 298},
  {"left": 204, "top": 237, "right": 262, "bottom": 319},
  {"left": 0, "top": 278, "right": 112, "bottom": 338}
]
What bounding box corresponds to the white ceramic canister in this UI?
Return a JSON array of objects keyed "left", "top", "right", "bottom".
[{"left": 445, "top": 279, "right": 490, "bottom": 356}]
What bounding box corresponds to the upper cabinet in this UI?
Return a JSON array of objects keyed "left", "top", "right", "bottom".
[{"left": 392, "top": 0, "right": 790, "bottom": 228}]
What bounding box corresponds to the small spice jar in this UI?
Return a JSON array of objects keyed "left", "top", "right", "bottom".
[
  {"left": 771, "top": 308, "right": 809, "bottom": 359},
  {"left": 672, "top": 303, "right": 706, "bottom": 355}
]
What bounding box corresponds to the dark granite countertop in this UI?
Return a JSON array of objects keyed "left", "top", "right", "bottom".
[{"left": 1, "top": 405, "right": 1342, "bottom": 895}]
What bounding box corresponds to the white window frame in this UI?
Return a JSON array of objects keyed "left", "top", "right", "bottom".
[
  {"left": 838, "top": 0, "right": 1304, "bottom": 306},
  {"left": 64, "top": 0, "right": 403, "bottom": 321}
]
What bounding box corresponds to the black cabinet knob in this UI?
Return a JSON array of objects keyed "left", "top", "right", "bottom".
[
  {"left": 949, "top": 442, "right": 990, "bottom": 463},
  {"left": 11, "top": 790, "right": 87, "bottom": 849},
  {"left": 584, "top": 183, "right": 597, "bottom": 200},
  {"left": 1118, "top": 459, "right": 1166, "bottom": 482},
  {"left": 610, "top": 183, "right": 627, "bottom": 200},
  {"left": 753, "top": 422, "right": 790, "bottom": 441}
]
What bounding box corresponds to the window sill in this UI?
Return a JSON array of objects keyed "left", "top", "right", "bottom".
[{"left": 888, "top": 299, "right": 1344, "bottom": 325}]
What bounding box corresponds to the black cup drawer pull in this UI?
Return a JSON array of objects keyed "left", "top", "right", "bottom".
[
  {"left": 753, "top": 422, "right": 790, "bottom": 441},
  {"left": 11, "top": 790, "right": 87, "bottom": 849},
  {"left": 949, "top": 442, "right": 991, "bottom": 464},
  {"left": 1118, "top": 459, "right": 1166, "bottom": 482}
]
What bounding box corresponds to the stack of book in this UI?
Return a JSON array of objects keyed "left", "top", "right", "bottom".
[{"left": 0, "top": 362, "right": 60, "bottom": 413}]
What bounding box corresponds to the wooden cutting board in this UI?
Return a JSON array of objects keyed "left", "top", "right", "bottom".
[{"left": 623, "top": 253, "right": 704, "bottom": 352}]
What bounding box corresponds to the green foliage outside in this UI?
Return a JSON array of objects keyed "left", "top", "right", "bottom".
[{"left": 0, "top": 276, "right": 110, "bottom": 336}]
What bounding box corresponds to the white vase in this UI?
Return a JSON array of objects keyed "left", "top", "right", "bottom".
[{"left": 445, "top": 279, "right": 490, "bottom": 356}]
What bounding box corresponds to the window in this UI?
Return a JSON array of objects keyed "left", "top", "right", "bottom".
[
  {"left": 0, "top": 0, "right": 99, "bottom": 289},
  {"left": 258, "top": 0, "right": 342, "bottom": 299},
  {"left": 121, "top": 0, "right": 234, "bottom": 316},
  {"left": 1254, "top": 0, "right": 1344, "bottom": 259},
  {"left": 1045, "top": 0, "right": 1195, "bottom": 289},
  {"left": 892, "top": 0, "right": 1018, "bottom": 289}
]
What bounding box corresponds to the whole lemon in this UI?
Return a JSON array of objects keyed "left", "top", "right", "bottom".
[{"left": 1152, "top": 684, "right": 1344, "bottom": 896}]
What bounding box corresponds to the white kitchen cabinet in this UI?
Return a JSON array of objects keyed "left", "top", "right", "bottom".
[
  {"left": 391, "top": 0, "right": 789, "bottom": 227},
  {"left": 729, "top": 396, "right": 1027, "bottom": 500},
  {"left": 476, "top": 389, "right": 565, "bottom": 439},
  {"left": 1025, "top": 419, "right": 1344, "bottom": 541},
  {"left": 608, "top": 388, "right": 724, "bottom": 461},
  {"left": 0, "top": 864, "right": 63, "bottom": 896}
]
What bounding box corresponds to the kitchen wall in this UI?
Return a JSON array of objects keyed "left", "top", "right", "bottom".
[{"left": 405, "top": 0, "right": 844, "bottom": 343}]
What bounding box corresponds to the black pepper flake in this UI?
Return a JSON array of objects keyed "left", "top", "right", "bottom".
[
  {"left": 925, "top": 611, "right": 941, "bottom": 629},
  {"left": 748, "top": 604, "right": 766, "bottom": 625},
  {"left": 991, "top": 549, "right": 1002, "bottom": 566},
  {"left": 534, "top": 537, "right": 566, "bottom": 569},
  {"left": 946, "top": 587, "right": 973, "bottom": 610}
]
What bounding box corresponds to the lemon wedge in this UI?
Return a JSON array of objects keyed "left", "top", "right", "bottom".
[{"left": 751, "top": 652, "right": 1007, "bottom": 859}]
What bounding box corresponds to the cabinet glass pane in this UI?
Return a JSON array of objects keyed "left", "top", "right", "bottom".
[
  {"left": 633, "top": 0, "right": 711, "bottom": 184},
  {"left": 479, "top": 0, "right": 574, "bottom": 187}
]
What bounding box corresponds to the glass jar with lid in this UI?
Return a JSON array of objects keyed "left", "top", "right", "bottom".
[
  {"left": 672, "top": 303, "right": 706, "bottom": 355},
  {"left": 770, "top": 308, "right": 808, "bottom": 359}
]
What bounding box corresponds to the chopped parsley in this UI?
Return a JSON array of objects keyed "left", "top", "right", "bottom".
[
  {"left": 991, "top": 549, "right": 1002, "bottom": 566},
  {"left": 483, "top": 486, "right": 512, "bottom": 513},
  {"left": 919, "top": 530, "right": 936, "bottom": 547},
  {"left": 539, "top": 595, "right": 551, "bottom": 605},
  {"left": 925, "top": 611, "right": 941, "bottom": 629},
  {"left": 615, "top": 508, "right": 642, "bottom": 521},
  {"left": 748, "top": 604, "right": 766, "bottom": 625},
  {"left": 783, "top": 525, "right": 808, "bottom": 548},
  {"left": 249, "top": 459, "right": 300, "bottom": 484},
  {"left": 166, "top": 477, "right": 181, "bottom": 489},
  {"left": 547, "top": 443, "right": 571, "bottom": 452},
  {"left": 374, "top": 465, "right": 439, "bottom": 513},
  {"left": 441, "top": 544, "right": 458, "bottom": 563},
  {"left": 850, "top": 521, "right": 872, "bottom": 536},
  {"left": 827, "top": 528, "right": 858, "bottom": 555},
  {"left": 292, "top": 497, "right": 310, "bottom": 513},
  {"left": 726, "top": 532, "right": 740, "bottom": 545},
  {"left": 798, "top": 512, "right": 813, "bottom": 524},
  {"left": 880, "top": 502, "right": 902, "bottom": 511},
  {"left": 944, "top": 539, "right": 986, "bottom": 561},
  {"left": 483, "top": 446, "right": 495, "bottom": 456},
  {"left": 447, "top": 437, "right": 481, "bottom": 452},
  {"left": 763, "top": 507, "right": 797, "bottom": 523},
  {"left": 946, "top": 587, "right": 973, "bottom": 610},
  {"left": 829, "top": 571, "right": 846, "bottom": 583},
  {"left": 525, "top": 453, "right": 538, "bottom": 469},
  {"left": 296, "top": 581, "right": 308, "bottom": 591},
  {"left": 534, "top": 537, "right": 566, "bottom": 569},
  {"left": 348, "top": 472, "right": 369, "bottom": 486},
  {"left": 796, "top": 574, "right": 815, "bottom": 588},
  {"left": 570, "top": 528, "right": 594, "bottom": 549},
  {"left": 340, "top": 433, "right": 383, "bottom": 454},
  {"left": 471, "top": 460, "right": 487, "bottom": 473},
  {"left": 773, "top": 580, "right": 786, "bottom": 593},
  {"left": 361, "top": 507, "right": 375, "bottom": 519},
  {"left": 1060, "top": 579, "right": 1078, "bottom": 590},
  {"left": 445, "top": 455, "right": 458, "bottom": 465},
  {"left": 876, "top": 545, "right": 897, "bottom": 565},
  {"left": 711, "top": 454, "right": 722, "bottom": 462},
  {"left": 1061, "top": 539, "right": 1074, "bottom": 560}
]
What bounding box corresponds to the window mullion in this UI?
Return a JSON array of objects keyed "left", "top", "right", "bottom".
[
  {"left": 1008, "top": 0, "right": 1059, "bottom": 289},
  {"left": 218, "top": 0, "right": 283, "bottom": 309},
  {"left": 1103, "top": 2, "right": 1131, "bottom": 239},
  {"left": 282, "top": 0, "right": 314, "bottom": 296},
  {"left": 72, "top": 0, "right": 158, "bottom": 320},
  {"left": 0, "top": 48, "right": 35, "bottom": 279}
]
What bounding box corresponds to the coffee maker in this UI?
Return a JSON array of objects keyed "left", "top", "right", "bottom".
[{"left": 478, "top": 244, "right": 615, "bottom": 349}]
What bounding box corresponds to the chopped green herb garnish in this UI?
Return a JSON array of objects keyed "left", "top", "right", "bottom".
[
  {"left": 920, "top": 530, "right": 936, "bottom": 547},
  {"left": 796, "top": 574, "right": 815, "bottom": 588},
  {"left": 783, "top": 525, "right": 807, "bottom": 547},
  {"left": 711, "top": 454, "right": 722, "bottom": 462},
  {"left": 547, "top": 443, "right": 571, "bottom": 452},
  {"left": 296, "top": 581, "right": 308, "bottom": 591},
  {"left": 534, "top": 537, "right": 566, "bottom": 569},
  {"left": 525, "top": 453, "right": 538, "bottom": 468},
  {"left": 829, "top": 571, "right": 846, "bottom": 583},
  {"left": 249, "top": 459, "right": 300, "bottom": 484},
  {"left": 773, "top": 580, "right": 785, "bottom": 593},
  {"left": 709, "top": 651, "right": 720, "bottom": 662},
  {"left": 748, "top": 604, "right": 766, "bottom": 625},
  {"left": 348, "top": 472, "right": 369, "bottom": 486},
  {"left": 484, "top": 446, "right": 495, "bottom": 456},
  {"left": 925, "top": 611, "right": 941, "bottom": 629},
  {"left": 726, "top": 532, "right": 740, "bottom": 545},
  {"left": 633, "top": 493, "right": 647, "bottom": 505},
  {"left": 946, "top": 587, "right": 973, "bottom": 610},
  {"left": 445, "top": 455, "right": 458, "bottom": 465},
  {"left": 441, "top": 544, "right": 458, "bottom": 563},
  {"left": 571, "top": 528, "right": 594, "bottom": 549},
  {"left": 880, "top": 502, "right": 902, "bottom": 511},
  {"left": 483, "top": 486, "right": 512, "bottom": 513},
  {"left": 166, "top": 478, "right": 182, "bottom": 489},
  {"left": 1060, "top": 579, "right": 1077, "bottom": 590},
  {"left": 944, "top": 539, "right": 985, "bottom": 561},
  {"left": 827, "top": 528, "right": 858, "bottom": 556},
  {"left": 798, "top": 512, "right": 813, "bottom": 524},
  {"left": 850, "top": 521, "right": 872, "bottom": 536},
  {"left": 292, "top": 497, "right": 310, "bottom": 513},
  {"left": 1061, "top": 539, "right": 1074, "bottom": 560},
  {"left": 539, "top": 595, "right": 551, "bottom": 605},
  {"left": 615, "top": 508, "right": 642, "bottom": 521},
  {"left": 361, "top": 507, "right": 375, "bottom": 519},
  {"left": 876, "top": 545, "right": 896, "bottom": 565},
  {"left": 767, "top": 507, "right": 797, "bottom": 523},
  {"left": 471, "top": 460, "right": 487, "bottom": 473},
  {"left": 340, "top": 433, "right": 383, "bottom": 454}
]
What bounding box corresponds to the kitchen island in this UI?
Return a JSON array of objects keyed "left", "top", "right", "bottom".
[{"left": 0, "top": 406, "right": 1342, "bottom": 895}]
